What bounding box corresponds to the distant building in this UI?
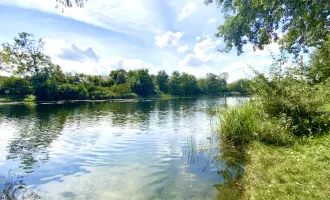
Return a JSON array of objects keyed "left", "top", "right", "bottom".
[{"left": 99, "top": 76, "right": 111, "bottom": 81}]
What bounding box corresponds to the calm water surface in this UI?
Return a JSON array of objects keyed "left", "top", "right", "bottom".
[{"left": 0, "top": 97, "right": 245, "bottom": 200}]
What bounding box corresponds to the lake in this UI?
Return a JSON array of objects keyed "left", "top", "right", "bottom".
[{"left": 0, "top": 97, "right": 245, "bottom": 200}]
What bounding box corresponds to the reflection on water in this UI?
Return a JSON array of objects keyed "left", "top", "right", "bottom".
[
  {"left": 0, "top": 97, "right": 246, "bottom": 199},
  {"left": 214, "top": 141, "right": 245, "bottom": 200}
]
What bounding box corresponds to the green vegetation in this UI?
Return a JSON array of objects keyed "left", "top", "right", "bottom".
[
  {"left": 206, "top": 0, "right": 330, "bottom": 198},
  {"left": 0, "top": 33, "right": 251, "bottom": 102},
  {"left": 217, "top": 50, "right": 330, "bottom": 198},
  {"left": 244, "top": 135, "right": 330, "bottom": 200},
  {"left": 205, "top": 0, "right": 330, "bottom": 55},
  {"left": 0, "top": 174, "right": 40, "bottom": 199},
  {"left": 216, "top": 40, "right": 330, "bottom": 200},
  {"left": 219, "top": 102, "right": 294, "bottom": 146}
]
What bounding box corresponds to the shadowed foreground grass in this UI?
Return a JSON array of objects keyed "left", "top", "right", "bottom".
[{"left": 244, "top": 134, "right": 330, "bottom": 200}]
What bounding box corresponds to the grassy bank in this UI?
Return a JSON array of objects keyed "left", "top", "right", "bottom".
[
  {"left": 244, "top": 134, "right": 330, "bottom": 199},
  {"left": 0, "top": 95, "right": 36, "bottom": 103},
  {"left": 217, "top": 100, "right": 330, "bottom": 199}
]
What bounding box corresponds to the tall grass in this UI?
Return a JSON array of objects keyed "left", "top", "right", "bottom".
[
  {"left": 219, "top": 103, "right": 260, "bottom": 144},
  {"left": 218, "top": 102, "right": 294, "bottom": 146}
]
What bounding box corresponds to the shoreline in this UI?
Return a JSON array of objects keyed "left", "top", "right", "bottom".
[{"left": 0, "top": 95, "right": 248, "bottom": 105}]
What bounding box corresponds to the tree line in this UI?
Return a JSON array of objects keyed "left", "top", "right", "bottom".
[{"left": 0, "top": 33, "right": 251, "bottom": 101}]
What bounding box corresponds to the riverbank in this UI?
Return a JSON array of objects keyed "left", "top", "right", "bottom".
[
  {"left": 217, "top": 102, "right": 330, "bottom": 199},
  {"left": 0, "top": 94, "right": 247, "bottom": 105},
  {"left": 244, "top": 134, "right": 330, "bottom": 199}
]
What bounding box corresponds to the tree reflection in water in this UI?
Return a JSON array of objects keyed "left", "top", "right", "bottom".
[
  {"left": 214, "top": 141, "right": 245, "bottom": 200},
  {"left": 3, "top": 104, "right": 73, "bottom": 172}
]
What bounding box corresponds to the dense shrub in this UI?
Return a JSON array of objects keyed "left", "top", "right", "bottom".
[
  {"left": 89, "top": 86, "right": 116, "bottom": 100},
  {"left": 128, "top": 69, "right": 154, "bottom": 97},
  {"left": 58, "top": 83, "right": 88, "bottom": 100},
  {"left": 252, "top": 71, "right": 330, "bottom": 136},
  {"left": 219, "top": 102, "right": 294, "bottom": 146},
  {"left": 219, "top": 102, "right": 261, "bottom": 144},
  {"left": 111, "top": 83, "right": 131, "bottom": 95},
  {"left": 219, "top": 53, "right": 330, "bottom": 146},
  {"left": 0, "top": 76, "right": 32, "bottom": 96}
]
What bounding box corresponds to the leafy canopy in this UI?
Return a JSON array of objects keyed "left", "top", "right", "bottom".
[
  {"left": 56, "top": 0, "right": 85, "bottom": 8},
  {"left": 0, "top": 32, "right": 52, "bottom": 75},
  {"left": 307, "top": 35, "right": 330, "bottom": 83},
  {"left": 205, "top": 0, "right": 330, "bottom": 55},
  {"left": 156, "top": 70, "right": 169, "bottom": 93}
]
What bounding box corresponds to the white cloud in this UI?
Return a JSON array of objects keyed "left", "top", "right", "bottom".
[
  {"left": 0, "top": 0, "right": 162, "bottom": 35},
  {"left": 106, "top": 56, "right": 153, "bottom": 71},
  {"left": 180, "top": 54, "right": 203, "bottom": 67},
  {"left": 247, "top": 43, "right": 280, "bottom": 56},
  {"left": 208, "top": 18, "right": 216, "bottom": 23},
  {"left": 180, "top": 38, "right": 229, "bottom": 68},
  {"left": 50, "top": 55, "right": 154, "bottom": 76},
  {"left": 177, "top": 45, "right": 189, "bottom": 53},
  {"left": 221, "top": 58, "right": 273, "bottom": 82},
  {"left": 43, "top": 38, "right": 154, "bottom": 75},
  {"left": 162, "top": 60, "right": 169, "bottom": 66},
  {"left": 195, "top": 36, "right": 201, "bottom": 41},
  {"left": 155, "top": 31, "right": 184, "bottom": 48},
  {"left": 177, "top": 2, "right": 196, "bottom": 21},
  {"left": 58, "top": 44, "right": 100, "bottom": 62}
]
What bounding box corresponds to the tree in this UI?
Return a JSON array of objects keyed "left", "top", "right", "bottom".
[
  {"left": 228, "top": 79, "right": 251, "bottom": 94},
  {"left": 58, "top": 83, "right": 88, "bottom": 100},
  {"left": 206, "top": 73, "right": 219, "bottom": 94},
  {"left": 110, "top": 69, "right": 127, "bottom": 85},
  {"left": 65, "top": 72, "right": 84, "bottom": 84},
  {"left": 168, "top": 71, "right": 182, "bottom": 95},
  {"left": 0, "top": 76, "right": 32, "bottom": 96},
  {"left": 218, "top": 72, "right": 229, "bottom": 91},
  {"left": 56, "top": 0, "right": 85, "bottom": 9},
  {"left": 180, "top": 73, "right": 198, "bottom": 95},
  {"left": 156, "top": 70, "right": 169, "bottom": 93},
  {"left": 128, "top": 69, "right": 154, "bottom": 97},
  {"left": 111, "top": 83, "right": 132, "bottom": 96},
  {"left": 31, "top": 65, "right": 64, "bottom": 101},
  {"left": 307, "top": 35, "right": 330, "bottom": 83},
  {"left": 86, "top": 75, "right": 102, "bottom": 86},
  {"left": 197, "top": 78, "right": 208, "bottom": 94},
  {"left": 0, "top": 32, "right": 52, "bottom": 75},
  {"left": 205, "top": 0, "right": 330, "bottom": 55}
]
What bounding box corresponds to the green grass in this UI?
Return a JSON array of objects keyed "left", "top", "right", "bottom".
[
  {"left": 0, "top": 96, "right": 23, "bottom": 102},
  {"left": 218, "top": 102, "right": 294, "bottom": 146},
  {"left": 159, "top": 93, "right": 173, "bottom": 99},
  {"left": 217, "top": 102, "right": 330, "bottom": 199},
  {"left": 0, "top": 95, "right": 36, "bottom": 103},
  {"left": 23, "top": 95, "right": 36, "bottom": 102},
  {"left": 244, "top": 135, "right": 330, "bottom": 200},
  {"left": 322, "top": 103, "right": 330, "bottom": 112}
]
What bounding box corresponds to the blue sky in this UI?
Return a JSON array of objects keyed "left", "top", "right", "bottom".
[{"left": 0, "top": 0, "right": 281, "bottom": 82}]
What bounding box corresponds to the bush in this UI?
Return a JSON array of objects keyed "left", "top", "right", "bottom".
[
  {"left": 258, "top": 118, "right": 294, "bottom": 146},
  {"left": 252, "top": 71, "right": 330, "bottom": 136},
  {"left": 111, "top": 83, "right": 132, "bottom": 95},
  {"left": 122, "top": 93, "right": 138, "bottom": 99},
  {"left": 219, "top": 102, "right": 261, "bottom": 144},
  {"left": 24, "top": 95, "right": 36, "bottom": 102},
  {"left": 89, "top": 86, "right": 116, "bottom": 100},
  {"left": 219, "top": 102, "right": 294, "bottom": 146},
  {"left": 58, "top": 83, "right": 88, "bottom": 100},
  {"left": 0, "top": 76, "right": 32, "bottom": 96}
]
